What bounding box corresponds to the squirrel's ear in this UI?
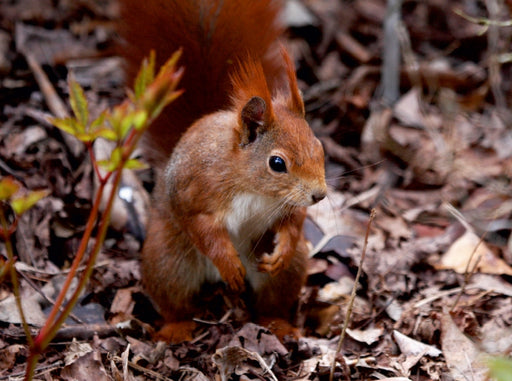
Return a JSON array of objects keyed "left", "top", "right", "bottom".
[{"left": 240, "top": 96, "right": 268, "bottom": 146}]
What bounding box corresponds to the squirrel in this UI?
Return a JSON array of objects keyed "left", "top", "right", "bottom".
[{"left": 119, "top": 0, "right": 327, "bottom": 343}]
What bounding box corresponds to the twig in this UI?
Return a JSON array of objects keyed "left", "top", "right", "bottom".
[
  {"left": 0, "top": 361, "right": 65, "bottom": 380},
  {"left": 23, "top": 52, "right": 82, "bottom": 158},
  {"left": 16, "top": 269, "right": 84, "bottom": 324},
  {"left": 380, "top": 0, "right": 403, "bottom": 105},
  {"left": 450, "top": 232, "right": 486, "bottom": 312},
  {"left": 453, "top": 7, "right": 512, "bottom": 31},
  {"left": 109, "top": 353, "right": 173, "bottom": 381},
  {"left": 1, "top": 323, "right": 118, "bottom": 342},
  {"left": 335, "top": 31, "right": 371, "bottom": 64},
  {"left": 443, "top": 202, "right": 489, "bottom": 311},
  {"left": 329, "top": 208, "right": 376, "bottom": 381},
  {"left": 411, "top": 286, "right": 481, "bottom": 309},
  {"left": 23, "top": 53, "right": 68, "bottom": 119},
  {"left": 443, "top": 202, "right": 472, "bottom": 231},
  {"left": 213, "top": 346, "right": 278, "bottom": 381},
  {"left": 15, "top": 259, "right": 111, "bottom": 276},
  {"left": 397, "top": 21, "right": 447, "bottom": 156},
  {"left": 0, "top": 210, "right": 32, "bottom": 346},
  {"left": 484, "top": 0, "right": 508, "bottom": 115},
  {"left": 190, "top": 309, "right": 233, "bottom": 344}
]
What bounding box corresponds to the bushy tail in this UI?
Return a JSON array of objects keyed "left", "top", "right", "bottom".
[{"left": 119, "top": 0, "right": 285, "bottom": 164}]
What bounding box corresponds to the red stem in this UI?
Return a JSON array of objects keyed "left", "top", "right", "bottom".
[
  {"left": 26, "top": 131, "right": 143, "bottom": 380},
  {"left": 32, "top": 179, "right": 106, "bottom": 350},
  {"left": 40, "top": 166, "right": 123, "bottom": 348}
]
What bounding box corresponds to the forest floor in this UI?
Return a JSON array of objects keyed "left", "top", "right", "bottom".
[{"left": 1, "top": 0, "right": 512, "bottom": 380}]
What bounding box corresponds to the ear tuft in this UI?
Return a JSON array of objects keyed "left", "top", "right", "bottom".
[
  {"left": 240, "top": 96, "right": 267, "bottom": 145},
  {"left": 280, "top": 45, "right": 305, "bottom": 116},
  {"left": 231, "top": 58, "right": 273, "bottom": 112},
  {"left": 231, "top": 57, "right": 274, "bottom": 146}
]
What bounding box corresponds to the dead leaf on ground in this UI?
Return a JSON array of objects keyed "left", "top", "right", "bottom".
[
  {"left": 436, "top": 230, "right": 512, "bottom": 275},
  {"left": 440, "top": 312, "right": 488, "bottom": 381}
]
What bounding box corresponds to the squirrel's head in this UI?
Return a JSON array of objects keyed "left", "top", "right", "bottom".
[{"left": 231, "top": 48, "right": 327, "bottom": 207}]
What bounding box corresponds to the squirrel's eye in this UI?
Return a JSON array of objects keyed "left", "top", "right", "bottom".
[{"left": 269, "top": 155, "right": 287, "bottom": 173}]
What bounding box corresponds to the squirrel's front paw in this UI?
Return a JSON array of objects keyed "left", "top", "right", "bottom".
[
  {"left": 218, "top": 257, "right": 246, "bottom": 292},
  {"left": 258, "top": 252, "right": 284, "bottom": 276}
]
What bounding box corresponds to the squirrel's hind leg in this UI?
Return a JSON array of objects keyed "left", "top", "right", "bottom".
[
  {"left": 140, "top": 207, "right": 209, "bottom": 341},
  {"left": 153, "top": 321, "right": 198, "bottom": 343}
]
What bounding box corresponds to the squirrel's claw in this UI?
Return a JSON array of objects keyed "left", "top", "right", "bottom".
[{"left": 258, "top": 252, "right": 284, "bottom": 276}]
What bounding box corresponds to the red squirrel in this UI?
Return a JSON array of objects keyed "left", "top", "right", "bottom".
[{"left": 120, "top": 0, "right": 327, "bottom": 342}]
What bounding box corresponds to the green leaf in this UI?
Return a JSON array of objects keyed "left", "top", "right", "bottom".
[
  {"left": 119, "top": 113, "right": 135, "bottom": 139},
  {"left": 108, "top": 102, "right": 133, "bottom": 140},
  {"left": 51, "top": 117, "right": 84, "bottom": 137},
  {"left": 96, "top": 159, "right": 113, "bottom": 172},
  {"left": 97, "top": 147, "right": 122, "bottom": 172},
  {"left": 147, "top": 89, "right": 183, "bottom": 121},
  {"left": 111, "top": 147, "right": 122, "bottom": 167},
  {"left": 164, "top": 89, "right": 184, "bottom": 109},
  {"left": 68, "top": 77, "right": 89, "bottom": 127},
  {"left": 117, "top": 109, "right": 148, "bottom": 137},
  {"left": 95, "top": 128, "right": 118, "bottom": 141},
  {"left": 156, "top": 49, "right": 182, "bottom": 79},
  {"left": 75, "top": 132, "right": 95, "bottom": 143},
  {"left": 108, "top": 107, "right": 123, "bottom": 137},
  {"left": 488, "top": 356, "right": 512, "bottom": 381},
  {"left": 89, "top": 112, "right": 109, "bottom": 135},
  {"left": 141, "top": 54, "right": 184, "bottom": 120},
  {"left": 134, "top": 51, "right": 156, "bottom": 100},
  {"left": 10, "top": 189, "right": 50, "bottom": 215},
  {"left": 132, "top": 110, "right": 148, "bottom": 131},
  {"left": 123, "top": 158, "right": 148, "bottom": 170},
  {"left": 0, "top": 177, "right": 20, "bottom": 200}
]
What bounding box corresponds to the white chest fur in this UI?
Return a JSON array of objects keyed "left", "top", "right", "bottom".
[
  {"left": 225, "top": 192, "right": 282, "bottom": 241},
  {"left": 224, "top": 192, "right": 283, "bottom": 290}
]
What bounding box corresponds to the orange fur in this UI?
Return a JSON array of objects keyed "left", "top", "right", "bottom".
[
  {"left": 281, "top": 46, "right": 306, "bottom": 116},
  {"left": 120, "top": 0, "right": 284, "bottom": 165},
  {"left": 119, "top": 0, "right": 328, "bottom": 343}
]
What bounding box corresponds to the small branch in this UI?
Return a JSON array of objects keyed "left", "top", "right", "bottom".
[
  {"left": 25, "top": 181, "right": 108, "bottom": 380},
  {"left": 453, "top": 8, "right": 512, "bottom": 31},
  {"left": 109, "top": 353, "right": 174, "bottom": 381},
  {"left": 16, "top": 269, "right": 84, "bottom": 324},
  {"left": 33, "top": 180, "right": 106, "bottom": 347},
  {"left": 329, "top": 209, "right": 376, "bottom": 381},
  {"left": 23, "top": 52, "right": 82, "bottom": 158},
  {"left": 413, "top": 285, "right": 478, "bottom": 309},
  {"left": 450, "top": 232, "right": 487, "bottom": 312},
  {"left": 0, "top": 211, "right": 33, "bottom": 346},
  {"left": 39, "top": 161, "right": 125, "bottom": 350},
  {"left": 1, "top": 360, "right": 65, "bottom": 380},
  {"left": 87, "top": 143, "right": 105, "bottom": 183},
  {"left": 23, "top": 53, "right": 68, "bottom": 119},
  {"left": 380, "top": 0, "right": 403, "bottom": 106},
  {"left": 484, "top": 0, "right": 508, "bottom": 117}
]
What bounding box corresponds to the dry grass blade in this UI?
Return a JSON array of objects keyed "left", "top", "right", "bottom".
[{"left": 329, "top": 208, "right": 377, "bottom": 381}]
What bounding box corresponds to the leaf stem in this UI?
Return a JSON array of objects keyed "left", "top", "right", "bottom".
[
  {"left": 0, "top": 210, "right": 33, "bottom": 346},
  {"left": 32, "top": 179, "right": 105, "bottom": 350}
]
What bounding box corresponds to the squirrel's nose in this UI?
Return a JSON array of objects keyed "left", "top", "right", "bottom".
[{"left": 311, "top": 191, "right": 327, "bottom": 204}]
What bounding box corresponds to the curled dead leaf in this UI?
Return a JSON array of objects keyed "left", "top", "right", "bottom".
[
  {"left": 436, "top": 230, "right": 512, "bottom": 275},
  {"left": 212, "top": 346, "right": 278, "bottom": 381}
]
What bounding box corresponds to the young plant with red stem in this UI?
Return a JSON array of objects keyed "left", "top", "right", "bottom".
[{"left": 10, "top": 51, "right": 183, "bottom": 381}]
